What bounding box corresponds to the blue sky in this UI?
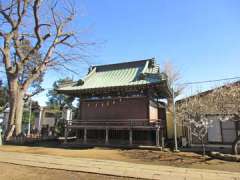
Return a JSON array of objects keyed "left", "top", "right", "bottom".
[{"left": 34, "top": 0, "right": 240, "bottom": 105}]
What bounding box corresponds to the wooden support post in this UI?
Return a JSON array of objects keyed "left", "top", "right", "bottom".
[
  {"left": 105, "top": 128, "right": 109, "bottom": 144},
  {"left": 75, "top": 129, "right": 78, "bottom": 139},
  {"left": 161, "top": 130, "right": 165, "bottom": 148},
  {"left": 84, "top": 128, "right": 87, "bottom": 144},
  {"left": 129, "top": 129, "right": 133, "bottom": 146},
  {"left": 156, "top": 128, "right": 160, "bottom": 147},
  {"left": 64, "top": 121, "right": 68, "bottom": 144}
]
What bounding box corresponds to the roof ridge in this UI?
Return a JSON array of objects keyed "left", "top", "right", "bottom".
[{"left": 92, "top": 58, "right": 155, "bottom": 69}]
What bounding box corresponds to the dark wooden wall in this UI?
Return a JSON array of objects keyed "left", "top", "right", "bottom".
[{"left": 80, "top": 97, "right": 149, "bottom": 120}]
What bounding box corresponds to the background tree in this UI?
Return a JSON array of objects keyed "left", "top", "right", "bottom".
[
  {"left": 177, "top": 94, "right": 212, "bottom": 156},
  {"left": 163, "top": 60, "right": 185, "bottom": 112},
  {"left": 210, "top": 82, "right": 240, "bottom": 119},
  {"left": 163, "top": 60, "right": 184, "bottom": 97},
  {"left": 0, "top": 0, "right": 85, "bottom": 139},
  {"left": 211, "top": 82, "right": 240, "bottom": 155},
  {"left": 163, "top": 60, "right": 185, "bottom": 149},
  {"left": 47, "top": 77, "right": 74, "bottom": 110},
  {"left": 0, "top": 84, "right": 8, "bottom": 112},
  {"left": 177, "top": 81, "right": 240, "bottom": 155}
]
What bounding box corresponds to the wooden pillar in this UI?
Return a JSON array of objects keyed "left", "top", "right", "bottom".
[
  {"left": 161, "top": 130, "right": 165, "bottom": 148},
  {"left": 129, "top": 129, "right": 133, "bottom": 146},
  {"left": 105, "top": 128, "right": 109, "bottom": 144},
  {"left": 156, "top": 128, "right": 160, "bottom": 147},
  {"left": 64, "top": 121, "right": 68, "bottom": 143},
  {"left": 84, "top": 128, "right": 87, "bottom": 144},
  {"left": 76, "top": 129, "right": 79, "bottom": 139}
]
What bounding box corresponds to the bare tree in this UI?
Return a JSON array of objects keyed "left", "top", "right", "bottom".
[
  {"left": 177, "top": 94, "right": 212, "bottom": 156},
  {"left": 210, "top": 83, "right": 240, "bottom": 119},
  {"left": 163, "top": 60, "right": 184, "bottom": 97},
  {"left": 163, "top": 60, "right": 185, "bottom": 148},
  {"left": 177, "top": 82, "right": 240, "bottom": 155},
  {"left": 0, "top": 0, "right": 86, "bottom": 139},
  {"left": 211, "top": 83, "right": 240, "bottom": 155}
]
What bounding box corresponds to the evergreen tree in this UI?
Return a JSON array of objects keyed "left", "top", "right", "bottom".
[{"left": 47, "top": 78, "right": 74, "bottom": 110}]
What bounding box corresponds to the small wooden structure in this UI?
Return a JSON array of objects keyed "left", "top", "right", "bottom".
[{"left": 58, "top": 59, "right": 171, "bottom": 146}]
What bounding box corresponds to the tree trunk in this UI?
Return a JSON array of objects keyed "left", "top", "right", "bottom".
[
  {"left": 201, "top": 137, "right": 206, "bottom": 158},
  {"left": 15, "top": 92, "right": 24, "bottom": 135},
  {"left": 5, "top": 78, "right": 25, "bottom": 140}
]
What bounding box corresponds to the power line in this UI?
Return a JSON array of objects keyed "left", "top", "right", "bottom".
[{"left": 176, "top": 76, "right": 240, "bottom": 85}]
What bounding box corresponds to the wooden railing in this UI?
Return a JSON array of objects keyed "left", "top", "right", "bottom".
[{"left": 66, "top": 119, "right": 164, "bottom": 128}]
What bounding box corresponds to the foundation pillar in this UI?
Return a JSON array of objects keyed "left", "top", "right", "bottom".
[
  {"left": 129, "top": 129, "right": 133, "bottom": 146},
  {"left": 161, "top": 130, "right": 165, "bottom": 148},
  {"left": 105, "top": 128, "right": 109, "bottom": 144},
  {"left": 84, "top": 128, "right": 87, "bottom": 144},
  {"left": 156, "top": 128, "right": 160, "bottom": 147},
  {"left": 64, "top": 122, "right": 68, "bottom": 143}
]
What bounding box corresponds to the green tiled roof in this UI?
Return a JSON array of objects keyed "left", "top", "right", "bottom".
[{"left": 58, "top": 58, "right": 168, "bottom": 93}]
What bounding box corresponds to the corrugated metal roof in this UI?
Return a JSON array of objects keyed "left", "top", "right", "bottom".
[{"left": 58, "top": 58, "right": 167, "bottom": 92}]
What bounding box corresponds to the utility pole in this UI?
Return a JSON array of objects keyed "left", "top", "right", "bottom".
[
  {"left": 27, "top": 98, "right": 32, "bottom": 137},
  {"left": 172, "top": 86, "right": 178, "bottom": 151}
]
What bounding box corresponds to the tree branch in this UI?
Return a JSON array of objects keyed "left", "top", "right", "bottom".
[{"left": 0, "top": 2, "right": 15, "bottom": 28}]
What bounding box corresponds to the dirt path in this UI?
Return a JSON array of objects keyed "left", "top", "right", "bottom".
[
  {"left": 0, "top": 151, "right": 239, "bottom": 180},
  {"left": 0, "top": 162, "right": 133, "bottom": 180},
  {"left": 0, "top": 145, "right": 239, "bottom": 173}
]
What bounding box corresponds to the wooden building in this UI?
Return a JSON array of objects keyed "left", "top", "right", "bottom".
[{"left": 58, "top": 59, "right": 171, "bottom": 146}]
